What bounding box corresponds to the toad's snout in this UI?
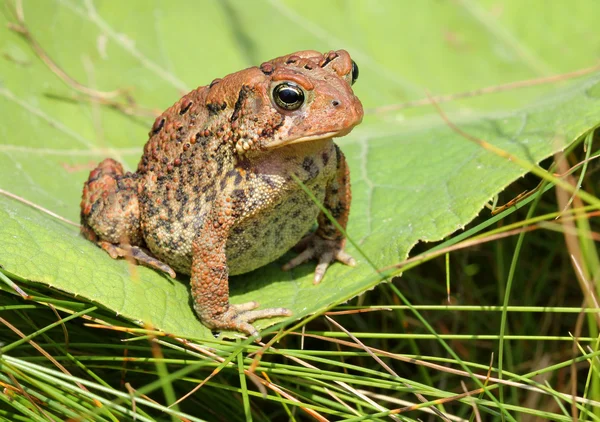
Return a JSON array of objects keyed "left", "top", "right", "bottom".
[{"left": 328, "top": 93, "right": 364, "bottom": 134}]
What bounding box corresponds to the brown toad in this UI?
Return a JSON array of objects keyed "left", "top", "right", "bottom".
[{"left": 80, "top": 50, "right": 363, "bottom": 337}]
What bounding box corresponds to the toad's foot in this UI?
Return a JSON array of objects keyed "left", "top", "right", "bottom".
[
  {"left": 99, "top": 241, "right": 176, "bottom": 278},
  {"left": 202, "top": 302, "right": 292, "bottom": 339},
  {"left": 282, "top": 234, "right": 356, "bottom": 284}
]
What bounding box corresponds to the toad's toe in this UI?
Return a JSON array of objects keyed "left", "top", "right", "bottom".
[
  {"left": 203, "top": 302, "right": 292, "bottom": 339},
  {"left": 282, "top": 233, "right": 356, "bottom": 284}
]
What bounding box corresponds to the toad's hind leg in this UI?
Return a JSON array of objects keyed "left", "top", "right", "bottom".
[{"left": 80, "top": 158, "right": 175, "bottom": 277}]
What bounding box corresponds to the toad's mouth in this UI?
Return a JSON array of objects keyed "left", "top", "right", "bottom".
[{"left": 265, "top": 125, "right": 357, "bottom": 149}]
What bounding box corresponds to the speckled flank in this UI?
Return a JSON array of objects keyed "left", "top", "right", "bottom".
[{"left": 80, "top": 49, "right": 364, "bottom": 337}]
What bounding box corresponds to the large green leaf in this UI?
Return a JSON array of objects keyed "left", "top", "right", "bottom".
[{"left": 1, "top": 0, "right": 599, "bottom": 338}]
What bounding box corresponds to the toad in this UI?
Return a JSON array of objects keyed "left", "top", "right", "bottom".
[{"left": 80, "top": 50, "right": 363, "bottom": 337}]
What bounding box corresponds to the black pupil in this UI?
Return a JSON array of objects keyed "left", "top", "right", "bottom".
[
  {"left": 351, "top": 61, "right": 359, "bottom": 85},
  {"left": 278, "top": 87, "right": 300, "bottom": 104}
]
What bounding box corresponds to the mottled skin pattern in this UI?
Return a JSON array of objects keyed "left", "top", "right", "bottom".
[{"left": 80, "top": 50, "right": 363, "bottom": 337}]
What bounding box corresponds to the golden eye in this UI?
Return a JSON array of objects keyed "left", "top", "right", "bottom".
[
  {"left": 351, "top": 60, "right": 359, "bottom": 85},
  {"left": 273, "top": 82, "right": 305, "bottom": 110}
]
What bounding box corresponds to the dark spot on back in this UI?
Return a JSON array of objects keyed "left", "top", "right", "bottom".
[
  {"left": 179, "top": 101, "right": 193, "bottom": 115},
  {"left": 151, "top": 117, "right": 165, "bottom": 134},
  {"left": 207, "top": 102, "right": 227, "bottom": 115},
  {"left": 231, "top": 85, "right": 251, "bottom": 122}
]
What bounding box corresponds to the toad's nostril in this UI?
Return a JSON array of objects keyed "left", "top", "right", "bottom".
[{"left": 332, "top": 100, "right": 341, "bottom": 107}]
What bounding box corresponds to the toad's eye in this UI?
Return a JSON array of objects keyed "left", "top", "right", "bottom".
[
  {"left": 351, "top": 60, "right": 359, "bottom": 85},
  {"left": 273, "top": 82, "right": 305, "bottom": 110}
]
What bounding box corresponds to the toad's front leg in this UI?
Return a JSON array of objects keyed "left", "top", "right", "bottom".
[
  {"left": 283, "top": 144, "right": 356, "bottom": 283},
  {"left": 191, "top": 198, "right": 292, "bottom": 338}
]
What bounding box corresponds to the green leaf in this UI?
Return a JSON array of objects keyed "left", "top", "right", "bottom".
[{"left": 1, "top": 0, "right": 599, "bottom": 338}]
